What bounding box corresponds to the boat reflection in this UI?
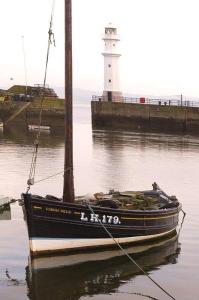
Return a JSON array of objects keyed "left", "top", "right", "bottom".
[
  {"left": 0, "top": 125, "right": 64, "bottom": 148},
  {"left": 0, "top": 204, "right": 11, "bottom": 220},
  {"left": 27, "top": 232, "right": 180, "bottom": 300}
]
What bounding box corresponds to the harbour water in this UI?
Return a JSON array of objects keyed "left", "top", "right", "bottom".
[{"left": 0, "top": 103, "right": 199, "bottom": 300}]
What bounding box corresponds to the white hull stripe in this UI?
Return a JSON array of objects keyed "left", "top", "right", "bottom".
[{"left": 30, "top": 229, "right": 174, "bottom": 253}]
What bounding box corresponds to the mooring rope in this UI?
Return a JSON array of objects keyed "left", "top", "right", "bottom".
[
  {"left": 117, "top": 291, "right": 159, "bottom": 300},
  {"left": 177, "top": 209, "right": 186, "bottom": 238},
  {"left": 27, "top": 0, "right": 56, "bottom": 193},
  {"left": 5, "top": 269, "right": 19, "bottom": 286},
  {"left": 87, "top": 203, "right": 176, "bottom": 300}
]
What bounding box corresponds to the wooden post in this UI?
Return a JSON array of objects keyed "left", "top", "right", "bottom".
[{"left": 63, "top": 0, "right": 75, "bottom": 202}]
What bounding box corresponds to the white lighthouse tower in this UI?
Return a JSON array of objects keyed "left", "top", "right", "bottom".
[{"left": 102, "top": 23, "right": 122, "bottom": 102}]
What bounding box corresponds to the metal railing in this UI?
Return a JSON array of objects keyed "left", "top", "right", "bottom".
[{"left": 92, "top": 95, "right": 199, "bottom": 108}]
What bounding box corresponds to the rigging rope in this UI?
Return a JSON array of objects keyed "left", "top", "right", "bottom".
[
  {"left": 34, "top": 168, "right": 70, "bottom": 185},
  {"left": 27, "top": 0, "right": 56, "bottom": 192},
  {"left": 87, "top": 203, "right": 176, "bottom": 300}
]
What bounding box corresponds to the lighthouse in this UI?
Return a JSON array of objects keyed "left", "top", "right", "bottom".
[{"left": 102, "top": 23, "right": 122, "bottom": 102}]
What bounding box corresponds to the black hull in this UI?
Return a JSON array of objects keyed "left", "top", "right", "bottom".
[{"left": 22, "top": 193, "right": 181, "bottom": 256}]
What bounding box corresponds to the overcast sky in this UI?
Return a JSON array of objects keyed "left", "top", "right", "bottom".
[{"left": 1, "top": 0, "right": 199, "bottom": 98}]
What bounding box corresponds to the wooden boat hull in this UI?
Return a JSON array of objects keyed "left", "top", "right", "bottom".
[
  {"left": 29, "top": 231, "right": 176, "bottom": 255},
  {"left": 30, "top": 231, "right": 179, "bottom": 270},
  {"left": 23, "top": 194, "right": 181, "bottom": 256},
  {"left": 22, "top": 193, "right": 181, "bottom": 256}
]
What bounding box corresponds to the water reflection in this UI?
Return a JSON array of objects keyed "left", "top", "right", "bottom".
[
  {"left": 91, "top": 129, "right": 199, "bottom": 191},
  {"left": 0, "top": 125, "right": 64, "bottom": 148},
  {"left": 27, "top": 233, "right": 180, "bottom": 300},
  {"left": 0, "top": 204, "right": 11, "bottom": 220},
  {"left": 1, "top": 125, "right": 199, "bottom": 153},
  {"left": 92, "top": 129, "right": 199, "bottom": 152}
]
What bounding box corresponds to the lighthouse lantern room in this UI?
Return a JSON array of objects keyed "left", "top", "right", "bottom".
[{"left": 102, "top": 23, "right": 122, "bottom": 102}]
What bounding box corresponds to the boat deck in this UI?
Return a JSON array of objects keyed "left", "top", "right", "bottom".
[{"left": 42, "top": 188, "right": 179, "bottom": 211}]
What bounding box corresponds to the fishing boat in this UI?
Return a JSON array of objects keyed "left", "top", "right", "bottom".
[{"left": 22, "top": 0, "right": 182, "bottom": 257}]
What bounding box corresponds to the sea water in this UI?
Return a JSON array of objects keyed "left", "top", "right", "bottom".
[{"left": 0, "top": 103, "right": 198, "bottom": 300}]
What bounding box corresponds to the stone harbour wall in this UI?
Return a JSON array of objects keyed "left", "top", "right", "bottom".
[{"left": 91, "top": 101, "right": 199, "bottom": 133}]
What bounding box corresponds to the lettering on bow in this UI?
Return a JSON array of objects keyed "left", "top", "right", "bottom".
[{"left": 80, "top": 212, "right": 121, "bottom": 225}]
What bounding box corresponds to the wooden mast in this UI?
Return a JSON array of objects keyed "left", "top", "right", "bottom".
[{"left": 63, "top": 0, "right": 75, "bottom": 202}]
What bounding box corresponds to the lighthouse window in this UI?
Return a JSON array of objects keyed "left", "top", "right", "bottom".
[
  {"left": 108, "top": 64, "right": 111, "bottom": 67},
  {"left": 109, "top": 79, "right": 111, "bottom": 83}
]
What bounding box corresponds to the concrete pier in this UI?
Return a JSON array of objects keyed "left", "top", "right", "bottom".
[{"left": 91, "top": 100, "right": 199, "bottom": 133}]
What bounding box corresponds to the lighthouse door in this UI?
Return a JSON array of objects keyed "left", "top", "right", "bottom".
[{"left": 107, "top": 91, "right": 112, "bottom": 102}]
